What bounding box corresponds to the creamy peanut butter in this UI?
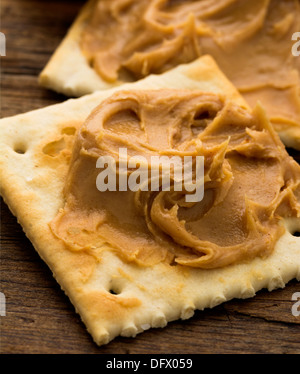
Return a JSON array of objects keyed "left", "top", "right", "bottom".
[
  {"left": 81, "top": 0, "right": 300, "bottom": 146},
  {"left": 50, "top": 90, "right": 300, "bottom": 269}
]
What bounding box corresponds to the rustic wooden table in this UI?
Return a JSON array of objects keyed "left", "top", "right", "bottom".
[{"left": 1, "top": 0, "right": 299, "bottom": 354}]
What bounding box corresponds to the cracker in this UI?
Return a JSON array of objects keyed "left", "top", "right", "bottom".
[
  {"left": 38, "top": 0, "right": 117, "bottom": 97},
  {"left": 38, "top": 0, "right": 300, "bottom": 150},
  {"left": 1, "top": 56, "right": 300, "bottom": 346}
]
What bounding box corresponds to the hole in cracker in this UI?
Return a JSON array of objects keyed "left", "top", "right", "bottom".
[
  {"left": 13, "top": 143, "right": 27, "bottom": 154},
  {"left": 108, "top": 280, "right": 122, "bottom": 295},
  {"left": 42, "top": 138, "right": 66, "bottom": 157},
  {"left": 292, "top": 231, "right": 300, "bottom": 237},
  {"left": 109, "top": 288, "right": 120, "bottom": 295}
]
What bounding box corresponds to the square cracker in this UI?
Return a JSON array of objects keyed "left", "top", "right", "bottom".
[
  {"left": 1, "top": 56, "right": 300, "bottom": 346},
  {"left": 39, "top": 0, "right": 300, "bottom": 151},
  {"left": 39, "top": 0, "right": 117, "bottom": 97}
]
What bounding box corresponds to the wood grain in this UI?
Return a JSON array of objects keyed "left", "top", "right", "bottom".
[{"left": 0, "top": 0, "right": 300, "bottom": 354}]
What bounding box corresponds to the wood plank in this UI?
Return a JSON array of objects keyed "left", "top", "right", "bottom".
[{"left": 1, "top": 0, "right": 300, "bottom": 354}]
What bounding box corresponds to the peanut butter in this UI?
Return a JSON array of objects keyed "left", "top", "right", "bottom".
[
  {"left": 50, "top": 90, "right": 300, "bottom": 269},
  {"left": 81, "top": 0, "right": 300, "bottom": 147}
]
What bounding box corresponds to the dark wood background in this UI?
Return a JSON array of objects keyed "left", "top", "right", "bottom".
[{"left": 1, "top": 0, "right": 299, "bottom": 354}]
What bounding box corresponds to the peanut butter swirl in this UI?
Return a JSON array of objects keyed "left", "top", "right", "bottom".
[
  {"left": 50, "top": 90, "right": 300, "bottom": 269},
  {"left": 81, "top": 0, "right": 300, "bottom": 148}
]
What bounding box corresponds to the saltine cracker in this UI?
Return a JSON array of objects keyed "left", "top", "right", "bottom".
[{"left": 2, "top": 56, "right": 300, "bottom": 346}]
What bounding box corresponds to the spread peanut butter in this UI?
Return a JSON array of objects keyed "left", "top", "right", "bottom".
[
  {"left": 81, "top": 0, "right": 300, "bottom": 146},
  {"left": 50, "top": 90, "right": 300, "bottom": 269}
]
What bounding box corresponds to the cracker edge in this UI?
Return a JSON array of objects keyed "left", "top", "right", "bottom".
[{"left": 38, "top": 0, "right": 121, "bottom": 97}]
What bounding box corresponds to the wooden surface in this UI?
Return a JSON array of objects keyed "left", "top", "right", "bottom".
[{"left": 1, "top": 0, "right": 300, "bottom": 355}]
